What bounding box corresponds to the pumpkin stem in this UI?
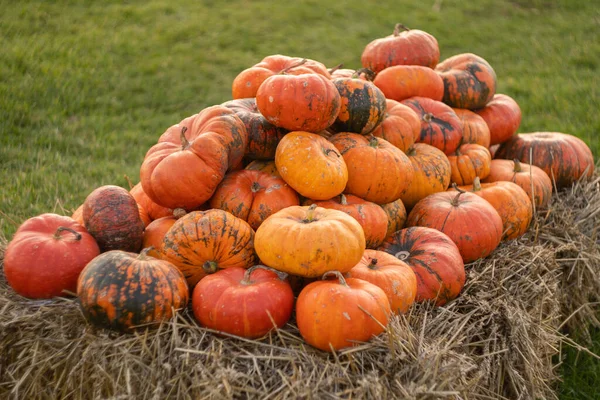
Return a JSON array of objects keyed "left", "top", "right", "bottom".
[
  {"left": 241, "top": 265, "right": 288, "bottom": 285},
  {"left": 123, "top": 174, "right": 134, "bottom": 190},
  {"left": 322, "top": 270, "right": 349, "bottom": 287},
  {"left": 450, "top": 183, "right": 466, "bottom": 206},
  {"left": 280, "top": 59, "right": 307, "bottom": 74},
  {"left": 53, "top": 226, "right": 82, "bottom": 241},
  {"left": 354, "top": 68, "right": 376, "bottom": 81},
  {"left": 138, "top": 247, "right": 155, "bottom": 260},
  {"left": 180, "top": 126, "right": 190, "bottom": 150},
  {"left": 250, "top": 181, "right": 262, "bottom": 193},
  {"left": 395, "top": 250, "right": 410, "bottom": 261},
  {"left": 328, "top": 63, "right": 344, "bottom": 74},
  {"left": 393, "top": 23, "right": 410, "bottom": 35},
  {"left": 368, "top": 135, "right": 380, "bottom": 148},
  {"left": 472, "top": 177, "right": 482, "bottom": 192},
  {"left": 202, "top": 260, "right": 219, "bottom": 274},
  {"left": 513, "top": 159, "right": 523, "bottom": 173},
  {"left": 406, "top": 146, "right": 417, "bottom": 157},
  {"left": 173, "top": 208, "right": 187, "bottom": 218},
  {"left": 339, "top": 193, "right": 348, "bottom": 205},
  {"left": 368, "top": 258, "right": 378, "bottom": 270},
  {"left": 423, "top": 113, "right": 433, "bottom": 123},
  {"left": 324, "top": 148, "right": 341, "bottom": 157},
  {"left": 303, "top": 204, "right": 318, "bottom": 223}
]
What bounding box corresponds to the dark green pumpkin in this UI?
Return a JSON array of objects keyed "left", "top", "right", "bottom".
[{"left": 77, "top": 249, "right": 189, "bottom": 331}]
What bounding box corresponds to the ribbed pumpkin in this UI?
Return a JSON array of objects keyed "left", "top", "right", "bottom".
[
  {"left": 77, "top": 249, "right": 189, "bottom": 331},
  {"left": 161, "top": 210, "right": 256, "bottom": 287},
  {"left": 378, "top": 227, "right": 465, "bottom": 306},
  {"left": 209, "top": 169, "right": 299, "bottom": 230},
  {"left": 256, "top": 71, "right": 341, "bottom": 133},
  {"left": 474, "top": 94, "right": 522, "bottom": 146},
  {"left": 402, "top": 97, "right": 463, "bottom": 155},
  {"left": 494, "top": 132, "right": 594, "bottom": 189},
  {"left": 245, "top": 159, "right": 281, "bottom": 178},
  {"left": 275, "top": 131, "right": 348, "bottom": 200},
  {"left": 379, "top": 198, "right": 407, "bottom": 238},
  {"left": 296, "top": 271, "right": 390, "bottom": 352},
  {"left": 254, "top": 205, "right": 366, "bottom": 278},
  {"left": 82, "top": 185, "right": 145, "bottom": 253},
  {"left": 407, "top": 189, "right": 503, "bottom": 263},
  {"left": 361, "top": 23, "right": 440, "bottom": 73},
  {"left": 447, "top": 143, "right": 492, "bottom": 185},
  {"left": 371, "top": 99, "right": 421, "bottom": 153},
  {"left": 346, "top": 249, "right": 417, "bottom": 314},
  {"left": 453, "top": 108, "right": 491, "bottom": 148},
  {"left": 142, "top": 209, "right": 187, "bottom": 258},
  {"left": 435, "top": 53, "right": 497, "bottom": 110},
  {"left": 232, "top": 55, "right": 330, "bottom": 99},
  {"left": 400, "top": 143, "right": 452, "bottom": 210},
  {"left": 330, "top": 133, "right": 414, "bottom": 204},
  {"left": 482, "top": 159, "right": 553, "bottom": 209},
  {"left": 373, "top": 65, "right": 444, "bottom": 102},
  {"left": 304, "top": 194, "right": 389, "bottom": 249}
]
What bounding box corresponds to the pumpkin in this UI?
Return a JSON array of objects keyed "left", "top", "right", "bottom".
[
  {"left": 373, "top": 65, "right": 444, "bottom": 102},
  {"left": 254, "top": 205, "right": 366, "bottom": 278},
  {"left": 256, "top": 70, "right": 341, "bottom": 133},
  {"left": 435, "top": 53, "right": 497, "bottom": 110},
  {"left": 451, "top": 178, "right": 533, "bottom": 240},
  {"left": 232, "top": 54, "right": 330, "bottom": 99},
  {"left": 142, "top": 209, "right": 187, "bottom": 258},
  {"left": 330, "top": 133, "right": 414, "bottom": 204},
  {"left": 489, "top": 144, "right": 500, "bottom": 159},
  {"left": 400, "top": 143, "right": 451, "bottom": 210},
  {"left": 77, "top": 249, "right": 189, "bottom": 331},
  {"left": 402, "top": 97, "right": 463, "bottom": 155},
  {"left": 330, "top": 71, "right": 387, "bottom": 135},
  {"left": 361, "top": 23, "right": 440, "bottom": 73},
  {"left": 482, "top": 159, "right": 553, "bottom": 209},
  {"left": 130, "top": 182, "right": 173, "bottom": 222},
  {"left": 82, "top": 185, "right": 145, "bottom": 253},
  {"left": 474, "top": 94, "right": 521, "bottom": 146},
  {"left": 191, "top": 265, "right": 294, "bottom": 339},
  {"left": 275, "top": 131, "right": 348, "bottom": 200},
  {"left": 380, "top": 198, "right": 407, "bottom": 238},
  {"left": 346, "top": 249, "right": 417, "bottom": 314},
  {"left": 329, "top": 67, "right": 371, "bottom": 80},
  {"left": 222, "top": 97, "right": 288, "bottom": 160},
  {"left": 406, "top": 189, "right": 503, "bottom": 263},
  {"left": 245, "top": 159, "right": 281, "bottom": 178},
  {"left": 4, "top": 214, "right": 100, "bottom": 299},
  {"left": 304, "top": 194, "right": 389, "bottom": 249},
  {"left": 494, "top": 132, "right": 594, "bottom": 189},
  {"left": 447, "top": 143, "right": 492, "bottom": 185},
  {"left": 141, "top": 106, "right": 248, "bottom": 210},
  {"left": 71, "top": 205, "right": 85, "bottom": 226},
  {"left": 161, "top": 209, "right": 256, "bottom": 287},
  {"left": 209, "top": 169, "right": 300, "bottom": 230},
  {"left": 378, "top": 227, "right": 465, "bottom": 306},
  {"left": 371, "top": 99, "right": 421, "bottom": 153},
  {"left": 453, "top": 108, "right": 491, "bottom": 148},
  {"left": 296, "top": 271, "right": 390, "bottom": 352}
]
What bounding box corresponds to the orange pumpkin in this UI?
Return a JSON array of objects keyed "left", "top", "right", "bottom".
[
  {"left": 373, "top": 65, "right": 444, "bottom": 102},
  {"left": 447, "top": 143, "right": 492, "bottom": 185},
  {"left": 130, "top": 182, "right": 173, "bottom": 222},
  {"left": 245, "top": 159, "right": 281, "bottom": 178},
  {"left": 371, "top": 99, "right": 421, "bottom": 153},
  {"left": 347, "top": 249, "right": 417, "bottom": 314},
  {"left": 474, "top": 94, "right": 522, "bottom": 146},
  {"left": 254, "top": 205, "right": 366, "bottom": 278},
  {"left": 142, "top": 208, "right": 187, "bottom": 258},
  {"left": 379, "top": 198, "right": 407, "bottom": 238},
  {"left": 482, "top": 159, "right": 553, "bottom": 209},
  {"left": 275, "top": 131, "right": 348, "bottom": 200},
  {"left": 71, "top": 205, "right": 85, "bottom": 226},
  {"left": 296, "top": 271, "right": 390, "bottom": 351},
  {"left": 453, "top": 108, "right": 491, "bottom": 148},
  {"left": 330, "top": 133, "right": 414, "bottom": 204}
]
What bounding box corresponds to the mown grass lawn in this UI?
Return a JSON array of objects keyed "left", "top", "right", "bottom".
[{"left": 1, "top": 0, "right": 599, "bottom": 397}]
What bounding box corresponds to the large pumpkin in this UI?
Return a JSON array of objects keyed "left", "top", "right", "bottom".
[
  {"left": 192, "top": 265, "right": 294, "bottom": 339},
  {"left": 209, "top": 169, "right": 300, "bottom": 230},
  {"left": 482, "top": 159, "right": 553, "bottom": 209},
  {"left": 296, "top": 271, "right": 390, "bottom": 352},
  {"left": 380, "top": 198, "right": 407, "bottom": 238},
  {"left": 254, "top": 205, "right": 366, "bottom": 278},
  {"left": 275, "top": 131, "right": 348, "bottom": 200},
  {"left": 435, "top": 53, "right": 497, "bottom": 110},
  {"left": 447, "top": 143, "right": 492, "bottom": 186},
  {"left": 371, "top": 99, "right": 421, "bottom": 153},
  {"left": 82, "top": 185, "right": 145, "bottom": 253},
  {"left": 161, "top": 209, "right": 256, "bottom": 287},
  {"left": 346, "top": 249, "right": 417, "bottom": 314},
  {"left": 494, "top": 132, "right": 594, "bottom": 189},
  {"left": 361, "top": 23, "right": 440, "bottom": 73},
  {"left": 453, "top": 108, "right": 491, "bottom": 148},
  {"left": 402, "top": 97, "right": 463, "bottom": 155},
  {"left": 474, "top": 94, "right": 521, "bottom": 146},
  {"left": 77, "top": 249, "right": 189, "bottom": 331},
  {"left": 373, "top": 65, "right": 444, "bottom": 102},
  {"left": 4, "top": 214, "right": 100, "bottom": 299},
  {"left": 378, "top": 227, "right": 465, "bottom": 306},
  {"left": 330, "top": 133, "right": 414, "bottom": 204},
  {"left": 406, "top": 189, "right": 503, "bottom": 263}
]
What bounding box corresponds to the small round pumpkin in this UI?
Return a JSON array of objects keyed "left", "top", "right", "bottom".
[
  {"left": 453, "top": 108, "right": 491, "bottom": 148},
  {"left": 371, "top": 99, "right": 421, "bottom": 153},
  {"left": 346, "top": 250, "right": 417, "bottom": 314},
  {"left": 474, "top": 94, "right": 521, "bottom": 146},
  {"left": 142, "top": 208, "right": 187, "bottom": 258},
  {"left": 378, "top": 227, "right": 465, "bottom": 306},
  {"left": 192, "top": 265, "right": 294, "bottom": 339},
  {"left": 296, "top": 271, "right": 391, "bottom": 352},
  {"left": 4, "top": 214, "right": 100, "bottom": 299},
  {"left": 77, "top": 249, "right": 189, "bottom": 331},
  {"left": 406, "top": 189, "right": 503, "bottom": 263},
  {"left": 373, "top": 65, "right": 444, "bottom": 102},
  {"left": 447, "top": 143, "right": 492, "bottom": 185},
  {"left": 379, "top": 198, "right": 407, "bottom": 238},
  {"left": 254, "top": 205, "right": 366, "bottom": 278}
]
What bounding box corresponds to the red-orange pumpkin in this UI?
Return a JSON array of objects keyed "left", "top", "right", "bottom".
[
  {"left": 453, "top": 108, "right": 491, "bottom": 148},
  {"left": 371, "top": 99, "right": 421, "bottom": 153},
  {"left": 373, "top": 65, "right": 444, "bottom": 102},
  {"left": 447, "top": 143, "right": 492, "bottom": 185},
  {"left": 474, "top": 94, "right": 522, "bottom": 146}
]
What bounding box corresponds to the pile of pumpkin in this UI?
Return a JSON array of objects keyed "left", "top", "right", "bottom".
[{"left": 3, "top": 24, "right": 595, "bottom": 352}]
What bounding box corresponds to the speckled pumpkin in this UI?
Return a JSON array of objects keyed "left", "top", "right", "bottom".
[
  {"left": 379, "top": 198, "right": 408, "bottom": 238},
  {"left": 447, "top": 143, "right": 492, "bottom": 186}
]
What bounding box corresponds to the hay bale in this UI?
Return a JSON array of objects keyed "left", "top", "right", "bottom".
[{"left": 1, "top": 173, "right": 599, "bottom": 399}]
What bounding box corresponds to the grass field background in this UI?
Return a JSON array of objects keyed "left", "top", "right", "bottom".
[{"left": 1, "top": 0, "right": 599, "bottom": 396}]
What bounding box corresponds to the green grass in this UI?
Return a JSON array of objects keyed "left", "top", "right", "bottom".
[{"left": 1, "top": 0, "right": 599, "bottom": 396}]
